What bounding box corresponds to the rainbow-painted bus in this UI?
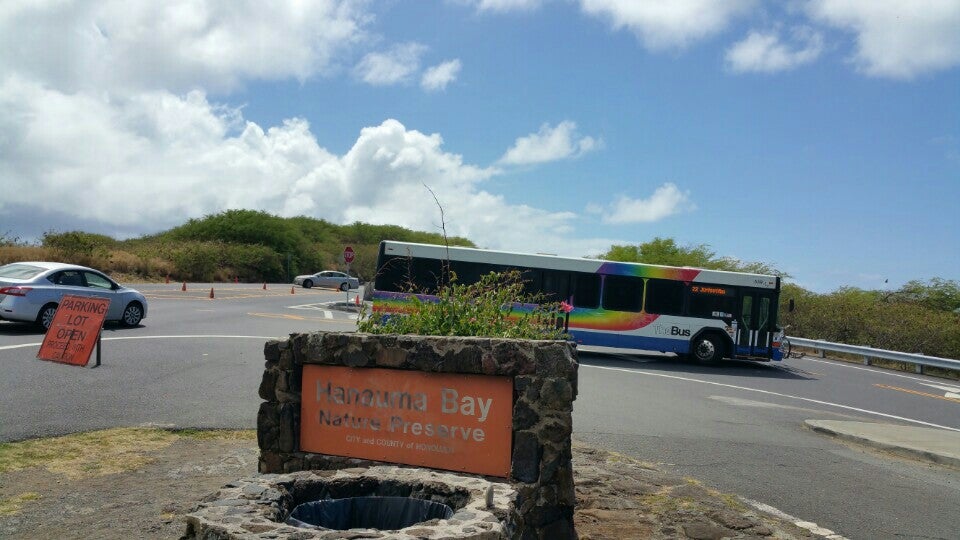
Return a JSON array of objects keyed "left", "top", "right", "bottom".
[{"left": 369, "top": 241, "right": 785, "bottom": 362}]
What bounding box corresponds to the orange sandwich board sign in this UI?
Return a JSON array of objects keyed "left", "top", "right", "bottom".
[
  {"left": 37, "top": 295, "right": 110, "bottom": 367},
  {"left": 301, "top": 365, "right": 513, "bottom": 478}
]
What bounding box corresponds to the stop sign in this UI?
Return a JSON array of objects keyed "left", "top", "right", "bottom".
[{"left": 343, "top": 246, "right": 355, "bottom": 264}]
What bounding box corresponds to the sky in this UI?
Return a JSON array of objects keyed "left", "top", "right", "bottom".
[{"left": 0, "top": 0, "right": 958, "bottom": 293}]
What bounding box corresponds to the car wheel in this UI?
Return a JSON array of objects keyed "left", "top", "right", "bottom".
[
  {"left": 339, "top": 282, "right": 349, "bottom": 291},
  {"left": 691, "top": 334, "right": 723, "bottom": 363},
  {"left": 37, "top": 303, "right": 58, "bottom": 331},
  {"left": 303, "top": 280, "right": 313, "bottom": 289},
  {"left": 121, "top": 302, "right": 144, "bottom": 327}
]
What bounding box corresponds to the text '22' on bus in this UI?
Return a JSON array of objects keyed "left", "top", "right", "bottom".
[{"left": 368, "top": 241, "right": 786, "bottom": 363}]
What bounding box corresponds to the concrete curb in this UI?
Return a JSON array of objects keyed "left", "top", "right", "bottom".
[{"left": 805, "top": 420, "right": 960, "bottom": 469}]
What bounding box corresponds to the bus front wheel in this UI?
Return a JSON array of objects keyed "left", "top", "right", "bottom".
[{"left": 691, "top": 334, "right": 723, "bottom": 363}]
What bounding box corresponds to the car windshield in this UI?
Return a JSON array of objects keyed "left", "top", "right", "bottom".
[{"left": 0, "top": 263, "right": 46, "bottom": 279}]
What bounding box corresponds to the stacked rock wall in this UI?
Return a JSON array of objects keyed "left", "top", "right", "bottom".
[{"left": 258, "top": 332, "right": 579, "bottom": 539}]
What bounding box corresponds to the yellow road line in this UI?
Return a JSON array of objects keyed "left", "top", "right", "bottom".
[{"left": 874, "top": 383, "right": 960, "bottom": 404}]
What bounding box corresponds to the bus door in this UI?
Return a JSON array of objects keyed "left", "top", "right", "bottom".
[{"left": 736, "top": 290, "right": 774, "bottom": 358}]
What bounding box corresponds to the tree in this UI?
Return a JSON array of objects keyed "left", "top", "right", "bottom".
[
  {"left": 597, "top": 237, "right": 787, "bottom": 276},
  {"left": 895, "top": 278, "right": 960, "bottom": 313}
]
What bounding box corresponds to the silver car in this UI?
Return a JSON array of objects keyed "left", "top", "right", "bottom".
[
  {"left": 293, "top": 270, "right": 359, "bottom": 291},
  {"left": 0, "top": 262, "right": 148, "bottom": 330}
]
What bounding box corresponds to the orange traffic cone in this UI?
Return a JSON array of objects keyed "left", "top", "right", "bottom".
[
  {"left": 355, "top": 295, "right": 361, "bottom": 306},
  {"left": 181, "top": 282, "right": 187, "bottom": 292},
  {"left": 262, "top": 282, "right": 267, "bottom": 290},
  {"left": 209, "top": 287, "right": 215, "bottom": 299},
  {"left": 291, "top": 286, "right": 295, "bottom": 294}
]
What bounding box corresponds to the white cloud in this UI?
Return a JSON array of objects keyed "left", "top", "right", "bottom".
[
  {"left": 353, "top": 42, "right": 427, "bottom": 86},
  {"left": 0, "top": 0, "right": 368, "bottom": 94},
  {"left": 808, "top": 0, "right": 960, "bottom": 79},
  {"left": 578, "top": 0, "right": 756, "bottom": 49},
  {"left": 595, "top": 183, "right": 695, "bottom": 224},
  {"left": 474, "top": 0, "right": 544, "bottom": 12},
  {"left": 726, "top": 27, "right": 824, "bottom": 73},
  {"left": 0, "top": 77, "right": 606, "bottom": 255},
  {"left": 421, "top": 59, "right": 462, "bottom": 91},
  {"left": 498, "top": 121, "right": 600, "bottom": 165}
]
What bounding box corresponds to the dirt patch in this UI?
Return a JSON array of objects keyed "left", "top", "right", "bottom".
[{"left": 1, "top": 430, "right": 818, "bottom": 539}]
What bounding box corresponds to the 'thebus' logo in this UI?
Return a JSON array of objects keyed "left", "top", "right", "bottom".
[{"left": 670, "top": 326, "right": 691, "bottom": 337}]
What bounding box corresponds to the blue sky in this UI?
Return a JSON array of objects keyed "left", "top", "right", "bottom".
[{"left": 1, "top": 1, "right": 958, "bottom": 292}]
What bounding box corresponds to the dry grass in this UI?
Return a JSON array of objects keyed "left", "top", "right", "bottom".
[
  {"left": 0, "top": 428, "right": 255, "bottom": 480},
  {"left": 0, "top": 493, "right": 41, "bottom": 516},
  {"left": 0, "top": 246, "right": 177, "bottom": 281},
  {"left": 0, "top": 245, "right": 55, "bottom": 264}
]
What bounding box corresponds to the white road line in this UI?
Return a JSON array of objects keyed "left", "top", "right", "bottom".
[
  {"left": 0, "top": 334, "right": 280, "bottom": 351},
  {"left": 740, "top": 498, "right": 848, "bottom": 539},
  {"left": 582, "top": 364, "right": 960, "bottom": 432},
  {"left": 799, "top": 356, "right": 954, "bottom": 385}
]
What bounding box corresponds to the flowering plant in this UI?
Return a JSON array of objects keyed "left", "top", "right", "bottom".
[{"left": 358, "top": 269, "right": 570, "bottom": 340}]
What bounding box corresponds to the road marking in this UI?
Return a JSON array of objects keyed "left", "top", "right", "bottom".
[
  {"left": 288, "top": 303, "right": 329, "bottom": 310},
  {"left": 740, "top": 498, "right": 848, "bottom": 539},
  {"left": 0, "top": 334, "right": 282, "bottom": 350},
  {"left": 916, "top": 382, "right": 960, "bottom": 399},
  {"left": 874, "top": 384, "right": 960, "bottom": 404},
  {"left": 798, "top": 356, "right": 954, "bottom": 385},
  {"left": 582, "top": 364, "right": 960, "bottom": 432}
]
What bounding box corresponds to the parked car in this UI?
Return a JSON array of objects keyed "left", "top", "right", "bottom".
[
  {"left": 0, "top": 262, "right": 148, "bottom": 330},
  {"left": 293, "top": 270, "right": 359, "bottom": 291}
]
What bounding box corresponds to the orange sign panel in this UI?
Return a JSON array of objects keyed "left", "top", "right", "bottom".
[
  {"left": 37, "top": 295, "right": 110, "bottom": 367},
  {"left": 301, "top": 365, "right": 513, "bottom": 477}
]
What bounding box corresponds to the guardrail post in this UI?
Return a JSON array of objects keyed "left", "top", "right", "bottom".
[
  {"left": 819, "top": 349, "right": 825, "bottom": 358},
  {"left": 915, "top": 364, "right": 923, "bottom": 374},
  {"left": 862, "top": 355, "right": 871, "bottom": 366}
]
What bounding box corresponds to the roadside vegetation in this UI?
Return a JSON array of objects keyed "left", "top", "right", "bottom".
[
  {"left": 2, "top": 219, "right": 957, "bottom": 359},
  {"left": 0, "top": 211, "right": 472, "bottom": 283}
]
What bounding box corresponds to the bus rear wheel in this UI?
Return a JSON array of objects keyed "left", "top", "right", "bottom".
[{"left": 691, "top": 334, "right": 723, "bottom": 363}]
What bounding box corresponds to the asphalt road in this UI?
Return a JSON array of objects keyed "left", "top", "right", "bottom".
[
  {"left": 2, "top": 283, "right": 959, "bottom": 539},
  {"left": 573, "top": 352, "right": 960, "bottom": 539},
  {"left": 0, "top": 282, "right": 361, "bottom": 440}
]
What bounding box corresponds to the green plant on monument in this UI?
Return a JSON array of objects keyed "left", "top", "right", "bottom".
[{"left": 357, "top": 268, "right": 570, "bottom": 340}]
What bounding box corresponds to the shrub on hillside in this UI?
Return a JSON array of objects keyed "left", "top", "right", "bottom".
[{"left": 781, "top": 284, "right": 960, "bottom": 360}]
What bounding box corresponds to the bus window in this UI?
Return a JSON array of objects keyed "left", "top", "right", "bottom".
[
  {"left": 411, "top": 258, "right": 445, "bottom": 293},
  {"left": 602, "top": 275, "right": 644, "bottom": 312},
  {"left": 645, "top": 279, "right": 684, "bottom": 315},
  {"left": 687, "top": 284, "right": 737, "bottom": 319},
  {"left": 741, "top": 295, "right": 754, "bottom": 328},
  {"left": 758, "top": 297, "right": 771, "bottom": 329},
  {"left": 571, "top": 272, "right": 600, "bottom": 308},
  {"left": 541, "top": 270, "right": 569, "bottom": 302},
  {"left": 448, "top": 260, "right": 489, "bottom": 286},
  {"left": 375, "top": 255, "right": 411, "bottom": 292}
]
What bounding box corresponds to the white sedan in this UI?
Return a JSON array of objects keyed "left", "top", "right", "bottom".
[
  {"left": 0, "top": 262, "right": 148, "bottom": 330},
  {"left": 293, "top": 270, "right": 359, "bottom": 291}
]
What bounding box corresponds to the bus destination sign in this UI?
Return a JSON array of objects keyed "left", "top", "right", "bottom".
[
  {"left": 301, "top": 365, "right": 513, "bottom": 477},
  {"left": 691, "top": 285, "right": 728, "bottom": 296}
]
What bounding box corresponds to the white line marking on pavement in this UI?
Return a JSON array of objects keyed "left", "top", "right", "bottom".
[
  {"left": 582, "top": 364, "right": 960, "bottom": 432},
  {"left": 741, "top": 498, "right": 848, "bottom": 539},
  {"left": 799, "top": 356, "right": 955, "bottom": 386},
  {"left": 0, "top": 335, "right": 281, "bottom": 351}
]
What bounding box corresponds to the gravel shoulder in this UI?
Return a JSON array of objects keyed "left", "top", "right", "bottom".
[{"left": 0, "top": 430, "right": 819, "bottom": 539}]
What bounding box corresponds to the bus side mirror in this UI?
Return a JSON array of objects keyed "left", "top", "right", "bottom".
[{"left": 788, "top": 299, "right": 795, "bottom": 313}]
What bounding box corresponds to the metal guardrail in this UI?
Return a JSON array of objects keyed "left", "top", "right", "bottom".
[{"left": 786, "top": 336, "right": 960, "bottom": 373}]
